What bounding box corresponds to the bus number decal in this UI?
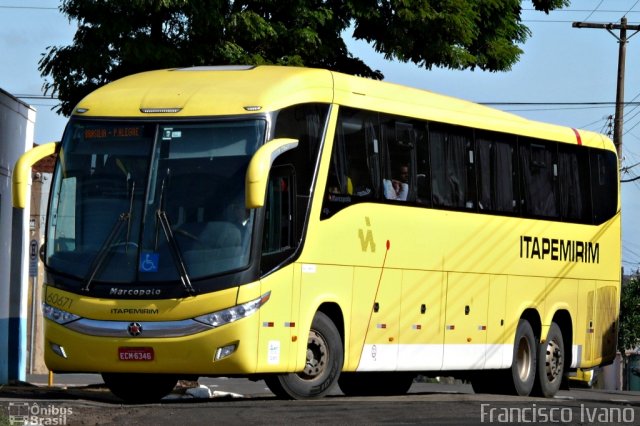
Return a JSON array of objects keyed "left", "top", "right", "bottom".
[
  {"left": 358, "top": 217, "right": 376, "bottom": 252},
  {"left": 268, "top": 340, "right": 280, "bottom": 365},
  {"left": 46, "top": 291, "right": 73, "bottom": 310}
]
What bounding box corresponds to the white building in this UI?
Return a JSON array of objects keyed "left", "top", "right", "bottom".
[{"left": 0, "top": 88, "right": 36, "bottom": 384}]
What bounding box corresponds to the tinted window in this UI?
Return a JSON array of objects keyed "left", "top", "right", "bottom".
[
  {"left": 519, "top": 139, "right": 558, "bottom": 218},
  {"left": 476, "top": 132, "right": 517, "bottom": 213}
]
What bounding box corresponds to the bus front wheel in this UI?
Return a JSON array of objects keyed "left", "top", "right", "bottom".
[
  {"left": 264, "top": 311, "right": 343, "bottom": 399},
  {"left": 102, "top": 373, "right": 178, "bottom": 403}
]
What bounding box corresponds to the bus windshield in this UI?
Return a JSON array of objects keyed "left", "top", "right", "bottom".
[{"left": 46, "top": 119, "right": 266, "bottom": 286}]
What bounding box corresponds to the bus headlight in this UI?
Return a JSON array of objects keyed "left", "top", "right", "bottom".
[
  {"left": 194, "top": 291, "right": 270, "bottom": 328},
  {"left": 42, "top": 303, "right": 81, "bottom": 325}
]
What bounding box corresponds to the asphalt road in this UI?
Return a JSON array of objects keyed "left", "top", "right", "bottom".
[{"left": 1, "top": 375, "right": 639, "bottom": 425}]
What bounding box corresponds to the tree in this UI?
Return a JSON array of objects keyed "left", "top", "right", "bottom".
[
  {"left": 40, "top": 0, "right": 570, "bottom": 116},
  {"left": 618, "top": 275, "right": 640, "bottom": 390}
]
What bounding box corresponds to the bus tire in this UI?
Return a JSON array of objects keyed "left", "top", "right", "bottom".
[
  {"left": 338, "top": 372, "right": 414, "bottom": 396},
  {"left": 264, "top": 311, "right": 343, "bottom": 399},
  {"left": 532, "top": 322, "right": 565, "bottom": 397},
  {"left": 508, "top": 319, "right": 537, "bottom": 396},
  {"left": 102, "top": 373, "right": 178, "bottom": 403}
]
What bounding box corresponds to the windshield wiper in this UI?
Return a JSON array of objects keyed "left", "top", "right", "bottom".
[
  {"left": 156, "top": 209, "right": 197, "bottom": 296},
  {"left": 82, "top": 212, "right": 129, "bottom": 293}
]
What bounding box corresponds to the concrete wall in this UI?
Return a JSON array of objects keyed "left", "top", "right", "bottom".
[{"left": 0, "top": 88, "right": 36, "bottom": 383}]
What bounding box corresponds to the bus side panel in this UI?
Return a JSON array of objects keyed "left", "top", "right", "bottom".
[
  {"left": 442, "top": 272, "right": 489, "bottom": 370},
  {"left": 354, "top": 267, "right": 401, "bottom": 371},
  {"left": 542, "top": 276, "right": 578, "bottom": 357},
  {"left": 397, "top": 270, "right": 445, "bottom": 371},
  {"left": 591, "top": 281, "right": 619, "bottom": 366},
  {"left": 257, "top": 267, "right": 294, "bottom": 372},
  {"left": 504, "top": 275, "right": 546, "bottom": 361},
  {"left": 345, "top": 267, "right": 375, "bottom": 371},
  {"left": 298, "top": 263, "right": 353, "bottom": 371},
  {"left": 576, "top": 280, "right": 596, "bottom": 368},
  {"left": 485, "top": 275, "right": 510, "bottom": 369}
]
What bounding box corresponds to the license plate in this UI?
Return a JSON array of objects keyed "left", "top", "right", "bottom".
[{"left": 118, "top": 347, "right": 154, "bottom": 361}]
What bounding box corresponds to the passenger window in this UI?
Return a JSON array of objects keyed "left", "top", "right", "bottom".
[
  {"left": 558, "top": 145, "right": 591, "bottom": 223},
  {"left": 430, "top": 124, "right": 474, "bottom": 209},
  {"left": 321, "top": 108, "right": 379, "bottom": 219},
  {"left": 381, "top": 117, "right": 415, "bottom": 202},
  {"left": 519, "top": 140, "right": 558, "bottom": 218},
  {"left": 590, "top": 150, "right": 618, "bottom": 224},
  {"left": 476, "top": 133, "right": 517, "bottom": 213}
]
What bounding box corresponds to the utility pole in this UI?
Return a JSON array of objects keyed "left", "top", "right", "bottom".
[{"left": 573, "top": 17, "right": 640, "bottom": 159}]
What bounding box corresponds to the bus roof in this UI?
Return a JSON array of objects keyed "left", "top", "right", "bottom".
[{"left": 73, "top": 65, "right": 613, "bottom": 151}]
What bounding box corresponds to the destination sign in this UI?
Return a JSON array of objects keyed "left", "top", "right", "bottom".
[{"left": 84, "top": 126, "right": 143, "bottom": 140}]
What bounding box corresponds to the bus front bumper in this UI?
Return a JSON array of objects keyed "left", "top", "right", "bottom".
[{"left": 43, "top": 315, "right": 260, "bottom": 375}]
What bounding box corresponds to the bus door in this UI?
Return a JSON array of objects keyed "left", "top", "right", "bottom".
[{"left": 442, "top": 272, "right": 490, "bottom": 370}]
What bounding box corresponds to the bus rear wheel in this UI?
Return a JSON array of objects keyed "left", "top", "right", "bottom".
[
  {"left": 265, "top": 311, "right": 343, "bottom": 399},
  {"left": 508, "top": 319, "right": 537, "bottom": 396},
  {"left": 532, "top": 322, "right": 565, "bottom": 397},
  {"left": 472, "top": 319, "right": 537, "bottom": 396},
  {"left": 102, "top": 373, "right": 178, "bottom": 403},
  {"left": 338, "top": 372, "right": 414, "bottom": 396}
]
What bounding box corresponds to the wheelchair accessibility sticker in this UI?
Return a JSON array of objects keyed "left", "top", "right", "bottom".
[{"left": 139, "top": 252, "right": 159, "bottom": 272}]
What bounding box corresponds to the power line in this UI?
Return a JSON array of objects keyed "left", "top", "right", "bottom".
[
  {"left": 0, "top": 5, "right": 58, "bottom": 10},
  {"left": 625, "top": 1, "right": 640, "bottom": 18},
  {"left": 583, "top": 0, "right": 604, "bottom": 21},
  {"left": 14, "top": 94, "right": 59, "bottom": 100}
]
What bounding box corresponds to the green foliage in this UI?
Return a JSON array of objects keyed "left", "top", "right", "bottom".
[
  {"left": 0, "top": 410, "right": 9, "bottom": 426},
  {"left": 40, "top": 0, "right": 569, "bottom": 116},
  {"left": 618, "top": 275, "right": 640, "bottom": 354}
]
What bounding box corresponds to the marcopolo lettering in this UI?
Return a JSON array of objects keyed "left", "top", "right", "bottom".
[
  {"left": 520, "top": 235, "right": 599, "bottom": 264},
  {"left": 109, "top": 287, "right": 162, "bottom": 296}
]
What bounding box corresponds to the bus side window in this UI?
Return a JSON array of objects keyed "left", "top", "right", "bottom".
[
  {"left": 261, "top": 166, "right": 295, "bottom": 272},
  {"left": 381, "top": 117, "right": 415, "bottom": 202},
  {"left": 430, "top": 124, "right": 474, "bottom": 209},
  {"left": 476, "top": 133, "right": 517, "bottom": 213},
  {"left": 558, "top": 145, "right": 591, "bottom": 223},
  {"left": 519, "top": 140, "right": 558, "bottom": 218},
  {"left": 321, "top": 108, "right": 379, "bottom": 219},
  {"left": 591, "top": 150, "right": 618, "bottom": 224}
]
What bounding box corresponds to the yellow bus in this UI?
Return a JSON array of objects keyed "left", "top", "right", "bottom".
[{"left": 14, "top": 66, "right": 620, "bottom": 402}]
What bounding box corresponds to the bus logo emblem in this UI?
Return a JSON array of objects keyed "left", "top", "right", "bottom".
[
  {"left": 127, "top": 322, "right": 143, "bottom": 337},
  {"left": 358, "top": 217, "right": 376, "bottom": 253}
]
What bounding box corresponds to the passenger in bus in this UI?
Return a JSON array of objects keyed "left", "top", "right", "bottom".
[{"left": 384, "top": 164, "right": 409, "bottom": 201}]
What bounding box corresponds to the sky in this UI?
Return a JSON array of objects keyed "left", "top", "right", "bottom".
[{"left": 1, "top": 0, "right": 639, "bottom": 272}]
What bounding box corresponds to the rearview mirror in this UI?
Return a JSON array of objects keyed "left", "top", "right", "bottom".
[
  {"left": 13, "top": 142, "right": 59, "bottom": 209},
  {"left": 245, "top": 138, "right": 298, "bottom": 208}
]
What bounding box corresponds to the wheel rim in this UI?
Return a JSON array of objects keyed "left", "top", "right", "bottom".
[
  {"left": 516, "top": 335, "right": 532, "bottom": 382},
  {"left": 300, "top": 329, "right": 328, "bottom": 379},
  {"left": 545, "top": 339, "right": 563, "bottom": 382}
]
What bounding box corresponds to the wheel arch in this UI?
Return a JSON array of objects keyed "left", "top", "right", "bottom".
[
  {"left": 316, "top": 302, "right": 345, "bottom": 348},
  {"left": 521, "top": 308, "right": 542, "bottom": 339},
  {"left": 549, "top": 309, "right": 573, "bottom": 371}
]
